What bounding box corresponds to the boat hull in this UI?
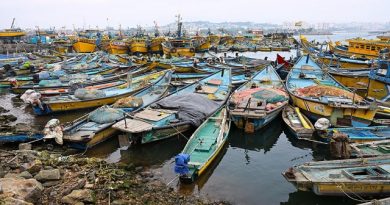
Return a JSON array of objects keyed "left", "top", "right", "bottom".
[
  {"left": 73, "top": 41, "right": 96, "bottom": 53},
  {"left": 290, "top": 95, "right": 376, "bottom": 127}
]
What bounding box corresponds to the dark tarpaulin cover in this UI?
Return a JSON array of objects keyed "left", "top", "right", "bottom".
[{"left": 151, "top": 93, "right": 221, "bottom": 126}]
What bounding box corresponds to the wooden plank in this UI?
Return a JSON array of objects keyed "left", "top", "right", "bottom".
[
  {"left": 134, "top": 109, "right": 173, "bottom": 121},
  {"left": 112, "top": 118, "right": 153, "bottom": 133}
]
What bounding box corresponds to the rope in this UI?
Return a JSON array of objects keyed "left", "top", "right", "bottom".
[
  {"left": 168, "top": 123, "right": 189, "bottom": 141},
  {"left": 166, "top": 175, "right": 180, "bottom": 186},
  {"left": 335, "top": 183, "right": 369, "bottom": 203}
]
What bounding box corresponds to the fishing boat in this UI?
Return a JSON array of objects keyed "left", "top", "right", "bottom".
[
  {"left": 351, "top": 140, "right": 390, "bottom": 158},
  {"left": 174, "top": 106, "right": 230, "bottom": 183},
  {"left": 328, "top": 67, "right": 370, "bottom": 92},
  {"left": 31, "top": 71, "right": 167, "bottom": 115},
  {"left": 228, "top": 65, "right": 289, "bottom": 132},
  {"left": 112, "top": 69, "right": 231, "bottom": 144},
  {"left": 286, "top": 55, "right": 376, "bottom": 127},
  {"left": 276, "top": 54, "right": 293, "bottom": 80},
  {"left": 73, "top": 38, "right": 97, "bottom": 53},
  {"left": 150, "top": 37, "right": 165, "bottom": 54},
  {"left": 282, "top": 105, "right": 315, "bottom": 139},
  {"left": 367, "top": 51, "right": 390, "bottom": 107},
  {"left": 0, "top": 19, "right": 25, "bottom": 42},
  {"left": 283, "top": 155, "right": 390, "bottom": 196},
  {"left": 319, "top": 126, "right": 390, "bottom": 143},
  {"left": 162, "top": 15, "right": 195, "bottom": 58},
  {"left": 330, "top": 37, "right": 390, "bottom": 60},
  {"left": 129, "top": 38, "right": 148, "bottom": 54},
  {"left": 192, "top": 36, "right": 211, "bottom": 52},
  {"left": 162, "top": 39, "right": 195, "bottom": 58},
  {"left": 317, "top": 54, "right": 372, "bottom": 69},
  {"left": 11, "top": 64, "right": 151, "bottom": 95},
  {"left": 104, "top": 40, "right": 128, "bottom": 54},
  {"left": 60, "top": 70, "right": 172, "bottom": 149}
]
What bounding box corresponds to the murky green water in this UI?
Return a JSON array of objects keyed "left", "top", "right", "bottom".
[{"left": 1, "top": 34, "right": 379, "bottom": 204}]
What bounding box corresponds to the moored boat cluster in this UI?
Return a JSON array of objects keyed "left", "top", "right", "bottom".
[{"left": 2, "top": 21, "right": 390, "bottom": 204}]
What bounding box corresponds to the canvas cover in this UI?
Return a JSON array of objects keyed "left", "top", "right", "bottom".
[{"left": 151, "top": 93, "right": 221, "bottom": 126}]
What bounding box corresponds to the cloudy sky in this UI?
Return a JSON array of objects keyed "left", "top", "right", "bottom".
[{"left": 1, "top": 0, "right": 389, "bottom": 29}]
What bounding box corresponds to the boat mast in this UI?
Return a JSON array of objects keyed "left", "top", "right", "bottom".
[
  {"left": 153, "top": 21, "right": 160, "bottom": 37},
  {"left": 176, "top": 14, "right": 182, "bottom": 38},
  {"left": 10, "top": 18, "right": 15, "bottom": 29}
]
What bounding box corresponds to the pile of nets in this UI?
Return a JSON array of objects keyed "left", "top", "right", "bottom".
[
  {"left": 232, "top": 87, "right": 288, "bottom": 104},
  {"left": 88, "top": 106, "right": 125, "bottom": 124},
  {"left": 294, "top": 85, "right": 363, "bottom": 102},
  {"left": 112, "top": 96, "right": 143, "bottom": 108},
  {"left": 74, "top": 88, "right": 106, "bottom": 100}
]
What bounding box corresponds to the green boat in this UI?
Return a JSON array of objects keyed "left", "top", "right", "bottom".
[
  {"left": 174, "top": 106, "right": 231, "bottom": 183},
  {"left": 351, "top": 140, "right": 390, "bottom": 158}
]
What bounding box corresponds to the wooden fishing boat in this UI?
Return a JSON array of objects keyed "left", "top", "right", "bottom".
[
  {"left": 228, "top": 65, "right": 289, "bottom": 132},
  {"left": 73, "top": 38, "right": 97, "bottom": 53},
  {"left": 328, "top": 67, "right": 370, "bottom": 92},
  {"left": 330, "top": 37, "right": 390, "bottom": 60},
  {"left": 286, "top": 55, "right": 376, "bottom": 127},
  {"left": 161, "top": 15, "right": 195, "bottom": 58},
  {"left": 112, "top": 69, "right": 231, "bottom": 144},
  {"left": 282, "top": 105, "right": 315, "bottom": 139},
  {"left": 283, "top": 155, "right": 390, "bottom": 196},
  {"left": 207, "top": 34, "right": 220, "bottom": 46},
  {"left": 174, "top": 106, "right": 230, "bottom": 183},
  {"left": 11, "top": 64, "right": 151, "bottom": 95},
  {"left": 192, "top": 36, "right": 211, "bottom": 52},
  {"left": 367, "top": 58, "right": 390, "bottom": 107},
  {"left": 162, "top": 39, "right": 195, "bottom": 58},
  {"left": 129, "top": 38, "right": 148, "bottom": 54},
  {"left": 104, "top": 40, "right": 128, "bottom": 54},
  {"left": 351, "top": 140, "right": 390, "bottom": 158},
  {"left": 320, "top": 126, "right": 390, "bottom": 143},
  {"left": 156, "top": 58, "right": 196, "bottom": 73},
  {"left": 61, "top": 71, "right": 172, "bottom": 149},
  {"left": 149, "top": 36, "right": 166, "bottom": 54},
  {"left": 276, "top": 54, "right": 293, "bottom": 80},
  {"left": 317, "top": 55, "right": 372, "bottom": 69},
  {"left": 31, "top": 71, "right": 167, "bottom": 115}
]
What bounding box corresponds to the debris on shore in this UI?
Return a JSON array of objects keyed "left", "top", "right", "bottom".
[{"left": 0, "top": 149, "right": 229, "bottom": 205}]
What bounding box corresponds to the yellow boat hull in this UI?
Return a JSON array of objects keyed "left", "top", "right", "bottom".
[
  {"left": 73, "top": 41, "right": 96, "bottom": 53},
  {"left": 196, "top": 41, "right": 211, "bottom": 52},
  {"left": 367, "top": 79, "right": 390, "bottom": 107},
  {"left": 129, "top": 42, "right": 148, "bottom": 54},
  {"left": 319, "top": 57, "right": 371, "bottom": 69},
  {"left": 150, "top": 38, "right": 165, "bottom": 53},
  {"left": 105, "top": 44, "right": 128, "bottom": 54},
  {"left": 331, "top": 73, "right": 369, "bottom": 91},
  {"left": 312, "top": 183, "right": 390, "bottom": 196},
  {"left": 290, "top": 95, "right": 376, "bottom": 126},
  {"left": 157, "top": 62, "right": 193, "bottom": 73}
]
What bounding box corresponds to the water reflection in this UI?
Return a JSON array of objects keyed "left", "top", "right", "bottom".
[
  {"left": 283, "top": 126, "right": 331, "bottom": 161},
  {"left": 281, "top": 190, "right": 356, "bottom": 205}
]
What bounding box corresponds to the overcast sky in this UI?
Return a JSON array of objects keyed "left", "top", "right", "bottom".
[{"left": 1, "top": 0, "right": 389, "bottom": 29}]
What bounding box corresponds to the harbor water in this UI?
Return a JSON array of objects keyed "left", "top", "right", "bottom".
[{"left": 0, "top": 32, "right": 379, "bottom": 205}]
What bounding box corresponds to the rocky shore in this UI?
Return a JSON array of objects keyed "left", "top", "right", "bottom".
[{"left": 0, "top": 148, "right": 229, "bottom": 205}]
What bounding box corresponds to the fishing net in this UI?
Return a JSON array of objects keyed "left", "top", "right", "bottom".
[
  {"left": 88, "top": 106, "right": 125, "bottom": 124},
  {"left": 232, "top": 87, "right": 288, "bottom": 104},
  {"left": 295, "top": 85, "right": 363, "bottom": 102},
  {"left": 112, "top": 96, "right": 144, "bottom": 108},
  {"left": 74, "top": 88, "right": 106, "bottom": 100}
]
